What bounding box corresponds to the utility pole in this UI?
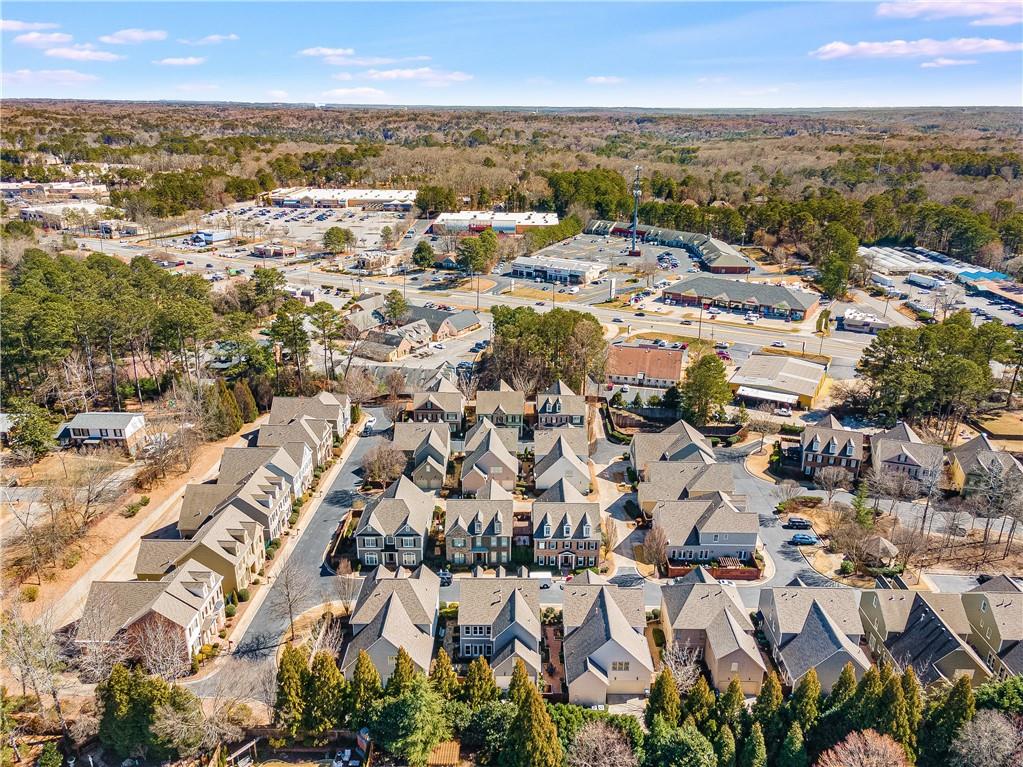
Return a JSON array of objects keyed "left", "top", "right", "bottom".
[{"left": 631, "top": 165, "right": 642, "bottom": 257}]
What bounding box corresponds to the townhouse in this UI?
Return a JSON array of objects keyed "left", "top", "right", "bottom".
[
  {"left": 445, "top": 498, "right": 514, "bottom": 566},
  {"left": 354, "top": 476, "right": 434, "bottom": 567},
  {"left": 475, "top": 383, "right": 526, "bottom": 435},
  {"left": 962, "top": 577, "right": 1023, "bottom": 679},
  {"left": 411, "top": 428, "right": 450, "bottom": 491},
  {"left": 660, "top": 570, "right": 765, "bottom": 694},
  {"left": 800, "top": 415, "right": 865, "bottom": 478},
  {"left": 461, "top": 427, "right": 519, "bottom": 493},
  {"left": 457, "top": 577, "right": 542, "bottom": 688},
  {"left": 177, "top": 463, "right": 292, "bottom": 542},
  {"left": 534, "top": 426, "right": 589, "bottom": 463},
  {"left": 637, "top": 462, "right": 735, "bottom": 517},
  {"left": 410, "top": 383, "right": 466, "bottom": 433},
  {"left": 218, "top": 444, "right": 312, "bottom": 499},
  {"left": 531, "top": 495, "right": 601, "bottom": 570},
  {"left": 535, "top": 381, "right": 587, "bottom": 430},
  {"left": 78, "top": 560, "right": 225, "bottom": 662},
  {"left": 629, "top": 419, "right": 716, "bottom": 480},
  {"left": 534, "top": 434, "right": 591, "bottom": 495},
  {"left": 55, "top": 411, "right": 147, "bottom": 456},
  {"left": 650, "top": 492, "right": 760, "bottom": 565},
  {"left": 341, "top": 565, "right": 440, "bottom": 682},
  {"left": 464, "top": 417, "right": 519, "bottom": 455},
  {"left": 269, "top": 390, "right": 351, "bottom": 439},
  {"left": 562, "top": 580, "right": 654, "bottom": 706},
  {"left": 869, "top": 422, "right": 944, "bottom": 483},
  {"left": 759, "top": 587, "right": 870, "bottom": 692},
  {"left": 257, "top": 415, "right": 333, "bottom": 466},
  {"left": 860, "top": 590, "right": 990, "bottom": 686},
  {"left": 949, "top": 434, "right": 1023, "bottom": 495}
]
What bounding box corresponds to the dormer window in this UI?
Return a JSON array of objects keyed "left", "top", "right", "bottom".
[
  {"left": 543, "top": 524, "right": 551, "bottom": 537},
  {"left": 845, "top": 442, "right": 854, "bottom": 456},
  {"left": 563, "top": 523, "right": 571, "bottom": 537},
  {"left": 474, "top": 520, "right": 482, "bottom": 535},
  {"left": 810, "top": 438, "right": 820, "bottom": 452},
  {"left": 583, "top": 524, "right": 591, "bottom": 537},
  {"left": 494, "top": 519, "right": 502, "bottom": 535}
]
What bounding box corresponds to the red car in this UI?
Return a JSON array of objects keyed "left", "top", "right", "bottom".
[{"left": 716, "top": 351, "right": 732, "bottom": 361}]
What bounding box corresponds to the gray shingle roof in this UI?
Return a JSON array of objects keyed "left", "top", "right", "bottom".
[
  {"left": 779, "top": 600, "right": 869, "bottom": 683},
  {"left": 464, "top": 418, "right": 519, "bottom": 454},
  {"left": 951, "top": 434, "right": 1023, "bottom": 479},
  {"left": 531, "top": 502, "right": 600, "bottom": 540},
  {"left": 457, "top": 578, "right": 541, "bottom": 637},
  {"left": 445, "top": 500, "right": 514, "bottom": 537},
  {"left": 563, "top": 585, "right": 651, "bottom": 685},
  {"left": 652, "top": 494, "right": 757, "bottom": 547},
  {"left": 476, "top": 388, "right": 525, "bottom": 416},
  {"left": 534, "top": 427, "right": 589, "bottom": 459},
  {"left": 661, "top": 582, "right": 752, "bottom": 632},
  {"left": 884, "top": 595, "right": 989, "bottom": 685},
  {"left": 355, "top": 475, "right": 434, "bottom": 537},
  {"left": 665, "top": 275, "right": 817, "bottom": 311},
  {"left": 533, "top": 435, "right": 588, "bottom": 478}
]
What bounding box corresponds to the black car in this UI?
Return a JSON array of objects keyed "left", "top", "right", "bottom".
[{"left": 785, "top": 516, "right": 813, "bottom": 530}]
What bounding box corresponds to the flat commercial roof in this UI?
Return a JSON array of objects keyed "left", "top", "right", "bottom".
[
  {"left": 730, "top": 354, "right": 826, "bottom": 398},
  {"left": 512, "top": 254, "right": 604, "bottom": 272},
  {"left": 269, "top": 187, "right": 418, "bottom": 204},
  {"left": 435, "top": 211, "right": 559, "bottom": 227},
  {"left": 736, "top": 386, "right": 798, "bottom": 405}
]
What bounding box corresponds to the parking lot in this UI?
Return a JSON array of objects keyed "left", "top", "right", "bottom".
[{"left": 200, "top": 204, "right": 415, "bottom": 251}]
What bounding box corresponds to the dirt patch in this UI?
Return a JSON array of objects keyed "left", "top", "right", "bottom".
[
  {"left": 630, "top": 331, "right": 710, "bottom": 354},
  {"left": 753, "top": 346, "right": 831, "bottom": 366},
  {"left": 632, "top": 544, "right": 656, "bottom": 578}
]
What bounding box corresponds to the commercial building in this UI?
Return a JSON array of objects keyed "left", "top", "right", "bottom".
[
  {"left": 20, "top": 201, "right": 116, "bottom": 229},
  {"left": 191, "top": 229, "right": 232, "bottom": 246},
  {"left": 662, "top": 275, "right": 819, "bottom": 321},
  {"left": 253, "top": 242, "right": 298, "bottom": 258},
  {"left": 510, "top": 255, "right": 607, "bottom": 285},
  {"left": 607, "top": 342, "right": 686, "bottom": 389},
  {"left": 269, "top": 187, "right": 418, "bottom": 211},
  {"left": 585, "top": 219, "right": 752, "bottom": 274},
  {"left": 840, "top": 308, "right": 890, "bottom": 334},
  {"left": 728, "top": 354, "right": 827, "bottom": 410},
  {"left": 431, "top": 211, "right": 559, "bottom": 234},
  {"left": 1, "top": 181, "right": 109, "bottom": 202}
]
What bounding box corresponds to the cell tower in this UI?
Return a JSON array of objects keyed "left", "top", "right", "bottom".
[{"left": 630, "top": 164, "right": 642, "bottom": 256}]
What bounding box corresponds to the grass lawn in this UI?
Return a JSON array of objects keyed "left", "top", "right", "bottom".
[
  {"left": 755, "top": 346, "right": 831, "bottom": 366},
  {"left": 631, "top": 331, "right": 711, "bottom": 354}
]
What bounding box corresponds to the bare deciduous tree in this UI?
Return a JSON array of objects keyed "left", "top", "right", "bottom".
[
  {"left": 271, "top": 557, "right": 315, "bottom": 642},
  {"left": 361, "top": 444, "right": 407, "bottom": 487},
  {"left": 456, "top": 371, "right": 480, "bottom": 401},
  {"left": 341, "top": 365, "right": 380, "bottom": 406},
  {"left": 567, "top": 719, "right": 639, "bottom": 767},
  {"left": 126, "top": 617, "right": 191, "bottom": 681},
  {"left": 152, "top": 671, "right": 252, "bottom": 756},
  {"left": 334, "top": 560, "right": 360, "bottom": 618},
  {"left": 815, "top": 466, "right": 852, "bottom": 506},
  {"left": 950, "top": 710, "right": 1023, "bottom": 767},
  {"left": 658, "top": 642, "right": 703, "bottom": 695},
  {"left": 747, "top": 405, "right": 780, "bottom": 454},
  {"left": 643, "top": 525, "right": 669, "bottom": 571},
  {"left": 0, "top": 608, "right": 73, "bottom": 740},
  {"left": 777, "top": 479, "right": 802, "bottom": 506},
  {"left": 816, "top": 729, "right": 909, "bottom": 767},
  {"left": 600, "top": 517, "right": 619, "bottom": 564}
]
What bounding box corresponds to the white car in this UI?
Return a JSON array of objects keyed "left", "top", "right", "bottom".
[
  {"left": 431, "top": 342, "right": 446, "bottom": 350},
  {"left": 774, "top": 407, "right": 793, "bottom": 417},
  {"left": 621, "top": 385, "right": 631, "bottom": 393},
  {"left": 771, "top": 341, "right": 786, "bottom": 348}
]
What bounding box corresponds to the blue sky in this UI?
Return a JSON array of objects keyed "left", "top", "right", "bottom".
[{"left": 2, "top": 1, "right": 1021, "bottom": 107}]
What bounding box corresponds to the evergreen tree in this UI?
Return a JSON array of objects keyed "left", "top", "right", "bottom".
[
  {"left": 876, "top": 675, "right": 912, "bottom": 758},
  {"left": 371, "top": 674, "right": 450, "bottom": 767},
  {"left": 852, "top": 482, "right": 872, "bottom": 528},
  {"left": 7, "top": 397, "right": 54, "bottom": 459},
  {"left": 714, "top": 723, "right": 736, "bottom": 767},
  {"left": 502, "top": 683, "right": 563, "bottom": 767},
  {"left": 901, "top": 666, "right": 923, "bottom": 752},
  {"left": 646, "top": 667, "right": 681, "bottom": 728},
  {"left": 752, "top": 672, "right": 784, "bottom": 747},
  {"left": 506, "top": 658, "right": 532, "bottom": 708},
  {"left": 738, "top": 722, "right": 767, "bottom": 767},
  {"left": 386, "top": 647, "right": 419, "bottom": 697},
  {"left": 790, "top": 668, "right": 821, "bottom": 732},
  {"left": 777, "top": 722, "right": 808, "bottom": 767},
  {"left": 683, "top": 676, "right": 716, "bottom": 728},
  {"left": 920, "top": 675, "right": 975, "bottom": 764},
  {"left": 851, "top": 665, "right": 882, "bottom": 731},
  {"left": 97, "top": 664, "right": 172, "bottom": 759},
  {"left": 825, "top": 663, "right": 857, "bottom": 712},
  {"left": 274, "top": 644, "right": 308, "bottom": 737},
  {"left": 303, "top": 651, "right": 346, "bottom": 735},
  {"left": 463, "top": 656, "right": 499, "bottom": 709},
  {"left": 37, "top": 742, "right": 62, "bottom": 767},
  {"left": 232, "top": 379, "right": 259, "bottom": 421},
  {"left": 717, "top": 678, "right": 745, "bottom": 735},
  {"left": 642, "top": 717, "right": 717, "bottom": 767},
  {"left": 429, "top": 648, "right": 461, "bottom": 700},
  {"left": 217, "top": 378, "right": 244, "bottom": 434},
  {"left": 350, "top": 649, "right": 382, "bottom": 727}
]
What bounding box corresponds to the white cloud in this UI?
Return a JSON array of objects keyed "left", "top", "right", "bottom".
[
  {"left": 45, "top": 44, "right": 124, "bottom": 62},
  {"left": 876, "top": 1, "right": 1022, "bottom": 27},
  {"left": 321, "top": 87, "right": 388, "bottom": 101},
  {"left": 2, "top": 68, "right": 98, "bottom": 86},
  {"left": 325, "top": 54, "right": 430, "bottom": 67},
  {"left": 179, "top": 33, "right": 239, "bottom": 45},
  {"left": 299, "top": 46, "right": 355, "bottom": 57},
  {"left": 175, "top": 82, "right": 219, "bottom": 93},
  {"left": 13, "top": 31, "right": 71, "bottom": 47},
  {"left": 155, "top": 57, "right": 206, "bottom": 66},
  {"left": 99, "top": 28, "right": 167, "bottom": 44},
  {"left": 810, "top": 37, "right": 1023, "bottom": 59},
  {"left": 585, "top": 75, "right": 625, "bottom": 85},
  {"left": 697, "top": 75, "right": 730, "bottom": 84},
  {"left": 362, "top": 67, "right": 471, "bottom": 86},
  {"left": 266, "top": 89, "right": 289, "bottom": 99},
  {"left": 332, "top": 72, "right": 353, "bottom": 81},
  {"left": 1, "top": 19, "right": 60, "bottom": 31},
  {"left": 921, "top": 57, "right": 978, "bottom": 68}
]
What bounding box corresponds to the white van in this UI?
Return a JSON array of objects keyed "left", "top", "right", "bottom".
[{"left": 568, "top": 286, "right": 579, "bottom": 294}]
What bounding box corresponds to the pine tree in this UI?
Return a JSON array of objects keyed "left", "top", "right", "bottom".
[
  {"left": 852, "top": 482, "right": 872, "bottom": 528},
  {"left": 350, "top": 649, "right": 382, "bottom": 727},
  {"left": 372, "top": 674, "right": 450, "bottom": 767},
  {"left": 717, "top": 677, "right": 745, "bottom": 735},
  {"left": 463, "top": 656, "right": 499, "bottom": 709},
  {"left": 274, "top": 644, "right": 308, "bottom": 737},
  {"left": 507, "top": 658, "right": 532, "bottom": 708},
  {"left": 777, "top": 722, "right": 808, "bottom": 767},
  {"left": 752, "top": 672, "right": 784, "bottom": 747},
  {"left": 851, "top": 665, "right": 882, "bottom": 730},
  {"left": 901, "top": 666, "right": 922, "bottom": 753},
  {"left": 920, "top": 675, "right": 975, "bottom": 764},
  {"left": 876, "top": 675, "right": 912, "bottom": 757},
  {"left": 824, "top": 662, "right": 857, "bottom": 712},
  {"left": 303, "top": 651, "right": 346, "bottom": 734},
  {"left": 217, "top": 378, "right": 243, "bottom": 434},
  {"left": 684, "top": 676, "right": 716, "bottom": 727},
  {"left": 790, "top": 667, "right": 821, "bottom": 732},
  {"left": 386, "top": 647, "right": 419, "bottom": 697},
  {"left": 429, "top": 648, "right": 460, "bottom": 700},
  {"left": 232, "top": 379, "right": 259, "bottom": 422},
  {"left": 738, "top": 722, "right": 767, "bottom": 767},
  {"left": 502, "top": 683, "right": 562, "bottom": 767},
  {"left": 714, "top": 723, "right": 737, "bottom": 767},
  {"left": 645, "top": 667, "right": 681, "bottom": 728}
]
